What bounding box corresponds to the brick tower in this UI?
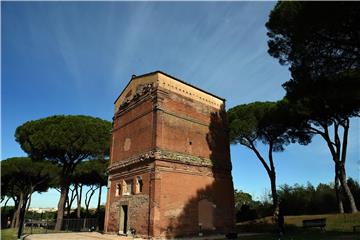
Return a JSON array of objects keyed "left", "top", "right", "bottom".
[{"left": 104, "top": 71, "right": 235, "bottom": 238}]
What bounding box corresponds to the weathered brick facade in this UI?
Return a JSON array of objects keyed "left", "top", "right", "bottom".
[{"left": 104, "top": 71, "right": 235, "bottom": 238}]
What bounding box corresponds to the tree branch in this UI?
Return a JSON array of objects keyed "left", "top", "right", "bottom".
[
  {"left": 322, "top": 123, "right": 339, "bottom": 163},
  {"left": 247, "top": 138, "right": 272, "bottom": 176},
  {"left": 340, "top": 118, "right": 350, "bottom": 164},
  {"left": 334, "top": 121, "right": 341, "bottom": 160},
  {"left": 268, "top": 141, "right": 275, "bottom": 173},
  {"left": 308, "top": 126, "right": 328, "bottom": 139}
]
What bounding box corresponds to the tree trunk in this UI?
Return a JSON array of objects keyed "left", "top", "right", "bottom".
[
  {"left": 269, "top": 172, "right": 279, "bottom": 218},
  {"left": 335, "top": 174, "right": 344, "bottom": 213},
  {"left": 66, "top": 205, "right": 71, "bottom": 217},
  {"left": 17, "top": 197, "right": 28, "bottom": 239},
  {"left": 14, "top": 193, "right": 23, "bottom": 228},
  {"left": 26, "top": 192, "right": 33, "bottom": 212},
  {"left": 247, "top": 139, "right": 281, "bottom": 230},
  {"left": 338, "top": 164, "right": 358, "bottom": 213},
  {"left": 66, "top": 195, "right": 71, "bottom": 217},
  {"left": 11, "top": 200, "right": 19, "bottom": 228},
  {"left": 96, "top": 185, "right": 102, "bottom": 231},
  {"left": 267, "top": 142, "right": 279, "bottom": 220},
  {"left": 338, "top": 120, "right": 358, "bottom": 213},
  {"left": 65, "top": 186, "right": 76, "bottom": 217},
  {"left": 321, "top": 120, "right": 357, "bottom": 213},
  {"left": 11, "top": 212, "right": 16, "bottom": 228},
  {"left": 55, "top": 185, "right": 69, "bottom": 231},
  {"left": 84, "top": 186, "right": 97, "bottom": 219},
  {"left": 76, "top": 184, "right": 83, "bottom": 218}
]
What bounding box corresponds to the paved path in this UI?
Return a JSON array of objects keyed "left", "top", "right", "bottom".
[
  {"left": 24, "top": 232, "right": 142, "bottom": 240},
  {"left": 25, "top": 232, "right": 264, "bottom": 240},
  {"left": 24, "top": 232, "right": 231, "bottom": 240}
]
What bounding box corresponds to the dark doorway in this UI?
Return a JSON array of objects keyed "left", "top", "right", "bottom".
[{"left": 119, "top": 205, "right": 128, "bottom": 234}]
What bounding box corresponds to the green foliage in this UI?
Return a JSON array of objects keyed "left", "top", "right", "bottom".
[
  {"left": 66, "top": 205, "right": 105, "bottom": 219},
  {"left": 1, "top": 206, "right": 15, "bottom": 229},
  {"left": 234, "top": 189, "right": 253, "bottom": 209},
  {"left": 235, "top": 179, "right": 360, "bottom": 223},
  {"left": 15, "top": 115, "right": 112, "bottom": 165},
  {"left": 266, "top": 1, "right": 360, "bottom": 122},
  {"left": 278, "top": 180, "right": 360, "bottom": 215},
  {"left": 14, "top": 115, "right": 111, "bottom": 230},
  {"left": 228, "top": 102, "right": 275, "bottom": 147},
  {"left": 266, "top": 2, "right": 359, "bottom": 77},
  {"left": 285, "top": 70, "right": 360, "bottom": 123},
  {"left": 228, "top": 101, "right": 310, "bottom": 152},
  {"left": 228, "top": 101, "right": 311, "bottom": 217},
  {"left": 266, "top": 1, "right": 360, "bottom": 213},
  {"left": 347, "top": 179, "right": 360, "bottom": 210},
  {"left": 234, "top": 189, "right": 273, "bottom": 222},
  {"left": 72, "top": 159, "right": 108, "bottom": 187},
  {"left": 24, "top": 210, "right": 57, "bottom": 220},
  {"left": 1, "top": 157, "right": 59, "bottom": 237},
  {"left": 1, "top": 157, "right": 59, "bottom": 199},
  {"left": 1, "top": 206, "right": 16, "bottom": 216},
  {"left": 236, "top": 201, "right": 273, "bottom": 223}
]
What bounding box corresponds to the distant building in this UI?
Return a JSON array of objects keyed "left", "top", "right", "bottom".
[
  {"left": 28, "top": 207, "right": 57, "bottom": 213},
  {"left": 104, "top": 71, "right": 235, "bottom": 238}
]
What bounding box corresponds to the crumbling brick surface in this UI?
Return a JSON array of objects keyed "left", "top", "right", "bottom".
[{"left": 106, "top": 194, "right": 149, "bottom": 236}]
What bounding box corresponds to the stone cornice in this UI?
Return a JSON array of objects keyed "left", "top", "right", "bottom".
[
  {"left": 108, "top": 149, "right": 229, "bottom": 173},
  {"left": 108, "top": 150, "right": 155, "bottom": 173},
  {"left": 155, "top": 149, "right": 213, "bottom": 167}
]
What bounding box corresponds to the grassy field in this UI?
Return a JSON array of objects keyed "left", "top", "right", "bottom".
[
  {"left": 238, "top": 232, "right": 360, "bottom": 240},
  {"left": 1, "top": 228, "right": 17, "bottom": 240},
  {"left": 1, "top": 227, "right": 66, "bottom": 240},
  {"left": 236, "top": 212, "right": 360, "bottom": 239},
  {"left": 237, "top": 212, "right": 360, "bottom": 231},
  {"left": 285, "top": 212, "right": 360, "bottom": 232}
]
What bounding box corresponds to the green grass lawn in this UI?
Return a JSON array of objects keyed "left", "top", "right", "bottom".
[
  {"left": 238, "top": 212, "right": 360, "bottom": 231},
  {"left": 1, "top": 228, "right": 17, "bottom": 240},
  {"left": 238, "top": 232, "right": 360, "bottom": 240},
  {"left": 236, "top": 212, "right": 360, "bottom": 239},
  {"left": 285, "top": 212, "right": 360, "bottom": 232},
  {"left": 1, "top": 227, "right": 64, "bottom": 240}
]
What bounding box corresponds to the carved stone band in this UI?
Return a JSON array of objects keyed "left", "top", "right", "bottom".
[{"left": 108, "top": 149, "right": 215, "bottom": 172}]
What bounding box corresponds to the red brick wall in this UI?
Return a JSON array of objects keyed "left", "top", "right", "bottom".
[
  {"left": 105, "top": 86, "right": 234, "bottom": 237},
  {"left": 111, "top": 98, "right": 154, "bottom": 164},
  {"left": 153, "top": 160, "right": 234, "bottom": 237},
  {"left": 157, "top": 90, "right": 231, "bottom": 167}
]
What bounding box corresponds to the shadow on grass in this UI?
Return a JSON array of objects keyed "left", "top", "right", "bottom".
[{"left": 236, "top": 222, "right": 298, "bottom": 233}]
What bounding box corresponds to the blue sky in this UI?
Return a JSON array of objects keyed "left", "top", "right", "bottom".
[{"left": 2, "top": 1, "right": 359, "bottom": 208}]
